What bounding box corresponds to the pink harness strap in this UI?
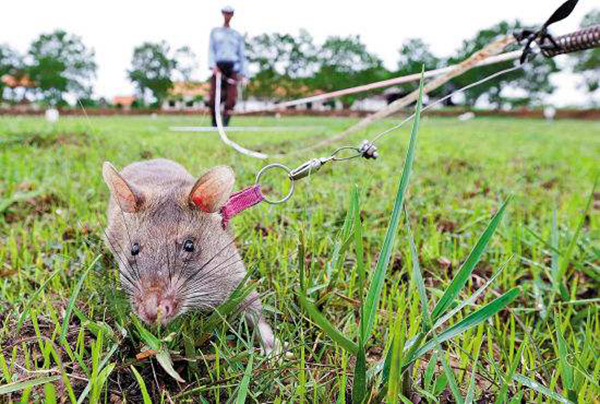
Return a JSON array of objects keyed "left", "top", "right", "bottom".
[{"left": 220, "top": 184, "right": 265, "bottom": 228}]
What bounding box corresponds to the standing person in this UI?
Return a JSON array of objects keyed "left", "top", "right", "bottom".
[{"left": 208, "top": 5, "right": 247, "bottom": 127}]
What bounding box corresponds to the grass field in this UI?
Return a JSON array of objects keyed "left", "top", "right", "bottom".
[{"left": 0, "top": 113, "right": 599, "bottom": 403}]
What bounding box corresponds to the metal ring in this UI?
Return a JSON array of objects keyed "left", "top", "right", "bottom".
[{"left": 255, "top": 163, "right": 295, "bottom": 205}]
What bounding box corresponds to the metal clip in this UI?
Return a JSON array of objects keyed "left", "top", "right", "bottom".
[
  {"left": 359, "top": 140, "right": 379, "bottom": 160},
  {"left": 289, "top": 157, "right": 331, "bottom": 181}
]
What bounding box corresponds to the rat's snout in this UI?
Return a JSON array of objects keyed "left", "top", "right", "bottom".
[{"left": 138, "top": 292, "right": 177, "bottom": 325}]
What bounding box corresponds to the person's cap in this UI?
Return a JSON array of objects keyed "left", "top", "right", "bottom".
[{"left": 221, "top": 5, "right": 234, "bottom": 13}]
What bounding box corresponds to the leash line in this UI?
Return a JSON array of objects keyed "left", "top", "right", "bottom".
[
  {"left": 215, "top": 2, "right": 599, "bottom": 212},
  {"left": 248, "top": 62, "right": 523, "bottom": 206},
  {"left": 370, "top": 63, "right": 524, "bottom": 145},
  {"left": 214, "top": 71, "right": 269, "bottom": 159},
  {"left": 215, "top": 41, "right": 527, "bottom": 210}
]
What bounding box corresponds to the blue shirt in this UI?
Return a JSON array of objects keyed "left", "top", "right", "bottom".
[{"left": 208, "top": 27, "right": 248, "bottom": 76}]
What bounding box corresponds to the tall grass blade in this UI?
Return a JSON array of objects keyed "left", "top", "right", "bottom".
[
  {"left": 130, "top": 366, "right": 153, "bottom": 404},
  {"left": 0, "top": 376, "right": 60, "bottom": 395},
  {"left": 556, "top": 181, "right": 596, "bottom": 301},
  {"left": 235, "top": 355, "right": 254, "bottom": 404},
  {"left": 61, "top": 255, "right": 101, "bottom": 341},
  {"left": 438, "top": 347, "right": 464, "bottom": 404},
  {"left": 386, "top": 313, "right": 406, "bottom": 403},
  {"left": 298, "top": 294, "right": 358, "bottom": 355},
  {"left": 363, "top": 71, "right": 424, "bottom": 341},
  {"left": 352, "top": 345, "right": 367, "bottom": 404},
  {"left": 496, "top": 336, "right": 526, "bottom": 404},
  {"left": 47, "top": 343, "right": 76, "bottom": 403},
  {"left": 424, "top": 351, "right": 438, "bottom": 393},
  {"left": 15, "top": 267, "right": 62, "bottom": 334},
  {"left": 299, "top": 235, "right": 306, "bottom": 292},
  {"left": 513, "top": 374, "right": 574, "bottom": 404},
  {"left": 433, "top": 257, "right": 512, "bottom": 329},
  {"left": 430, "top": 198, "right": 510, "bottom": 321},
  {"left": 0, "top": 352, "right": 11, "bottom": 383},
  {"left": 405, "top": 210, "right": 431, "bottom": 330},
  {"left": 76, "top": 344, "right": 118, "bottom": 404},
  {"left": 408, "top": 288, "right": 520, "bottom": 363},
  {"left": 90, "top": 363, "right": 115, "bottom": 403},
  {"left": 327, "top": 188, "right": 359, "bottom": 288},
  {"left": 464, "top": 339, "right": 482, "bottom": 404},
  {"left": 555, "top": 314, "right": 576, "bottom": 401},
  {"left": 550, "top": 207, "right": 568, "bottom": 299},
  {"left": 351, "top": 187, "right": 367, "bottom": 340},
  {"left": 44, "top": 383, "right": 57, "bottom": 404}
]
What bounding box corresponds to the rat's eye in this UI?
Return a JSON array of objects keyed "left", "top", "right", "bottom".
[
  {"left": 183, "top": 240, "right": 195, "bottom": 252},
  {"left": 131, "top": 243, "right": 140, "bottom": 256}
]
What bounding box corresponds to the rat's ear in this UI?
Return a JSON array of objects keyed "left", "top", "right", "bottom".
[
  {"left": 102, "top": 162, "right": 144, "bottom": 213},
  {"left": 189, "top": 166, "right": 235, "bottom": 213}
]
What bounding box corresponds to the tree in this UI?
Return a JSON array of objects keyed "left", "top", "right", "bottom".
[
  {"left": 173, "top": 46, "right": 197, "bottom": 82},
  {"left": 397, "top": 39, "right": 440, "bottom": 75},
  {"left": 571, "top": 9, "right": 599, "bottom": 100},
  {"left": 311, "top": 35, "right": 389, "bottom": 107},
  {"left": 0, "top": 44, "right": 22, "bottom": 102},
  {"left": 395, "top": 38, "right": 441, "bottom": 94},
  {"left": 246, "top": 30, "right": 317, "bottom": 99},
  {"left": 448, "top": 20, "right": 558, "bottom": 108},
  {"left": 247, "top": 32, "right": 388, "bottom": 106},
  {"left": 128, "top": 42, "right": 194, "bottom": 106},
  {"left": 26, "top": 30, "right": 97, "bottom": 105}
]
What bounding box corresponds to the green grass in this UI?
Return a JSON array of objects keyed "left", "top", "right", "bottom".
[{"left": 0, "top": 113, "right": 598, "bottom": 402}]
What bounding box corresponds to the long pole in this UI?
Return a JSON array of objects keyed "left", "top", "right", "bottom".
[{"left": 238, "top": 50, "right": 522, "bottom": 114}]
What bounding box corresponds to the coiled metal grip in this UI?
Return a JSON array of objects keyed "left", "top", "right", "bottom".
[{"left": 541, "top": 25, "right": 600, "bottom": 58}]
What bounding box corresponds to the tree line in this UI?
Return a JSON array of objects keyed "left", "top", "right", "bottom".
[
  {"left": 246, "top": 14, "right": 598, "bottom": 108},
  {"left": 0, "top": 31, "right": 97, "bottom": 106},
  {"left": 0, "top": 9, "right": 597, "bottom": 108}
]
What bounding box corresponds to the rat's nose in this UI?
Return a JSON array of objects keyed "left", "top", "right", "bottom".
[
  {"left": 141, "top": 293, "right": 159, "bottom": 323},
  {"left": 158, "top": 300, "right": 174, "bottom": 318},
  {"left": 140, "top": 294, "right": 176, "bottom": 324}
]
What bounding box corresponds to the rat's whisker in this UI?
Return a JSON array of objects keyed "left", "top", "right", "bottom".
[
  {"left": 103, "top": 230, "right": 139, "bottom": 279},
  {"left": 176, "top": 236, "right": 241, "bottom": 293},
  {"left": 188, "top": 255, "right": 245, "bottom": 284},
  {"left": 101, "top": 228, "right": 141, "bottom": 288},
  {"left": 119, "top": 285, "right": 136, "bottom": 298},
  {"left": 164, "top": 234, "right": 172, "bottom": 285},
  {"left": 113, "top": 198, "right": 142, "bottom": 278},
  {"left": 101, "top": 224, "right": 140, "bottom": 281},
  {"left": 101, "top": 247, "right": 142, "bottom": 297},
  {"left": 169, "top": 205, "right": 185, "bottom": 283},
  {"left": 181, "top": 258, "right": 246, "bottom": 295},
  {"left": 189, "top": 254, "right": 258, "bottom": 293},
  {"left": 177, "top": 229, "right": 248, "bottom": 288},
  {"left": 180, "top": 255, "right": 243, "bottom": 292}
]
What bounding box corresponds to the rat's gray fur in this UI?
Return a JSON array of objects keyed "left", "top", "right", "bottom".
[{"left": 103, "top": 158, "right": 275, "bottom": 353}]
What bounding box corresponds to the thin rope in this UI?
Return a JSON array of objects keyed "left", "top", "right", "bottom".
[
  {"left": 370, "top": 64, "right": 524, "bottom": 145},
  {"left": 214, "top": 71, "right": 268, "bottom": 159}
]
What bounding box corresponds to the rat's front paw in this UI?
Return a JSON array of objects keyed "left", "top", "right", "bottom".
[
  {"left": 257, "top": 321, "right": 277, "bottom": 355},
  {"left": 256, "top": 318, "right": 285, "bottom": 357},
  {"left": 260, "top": 339, "right": 294, "bottom": 362},
  {"left": 260, "top": 337, "right": 279, "bottom": 356}
]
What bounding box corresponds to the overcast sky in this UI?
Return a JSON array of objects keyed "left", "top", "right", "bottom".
[{"left": 2, "top": 0, "right": 597, "bottom": 106}]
